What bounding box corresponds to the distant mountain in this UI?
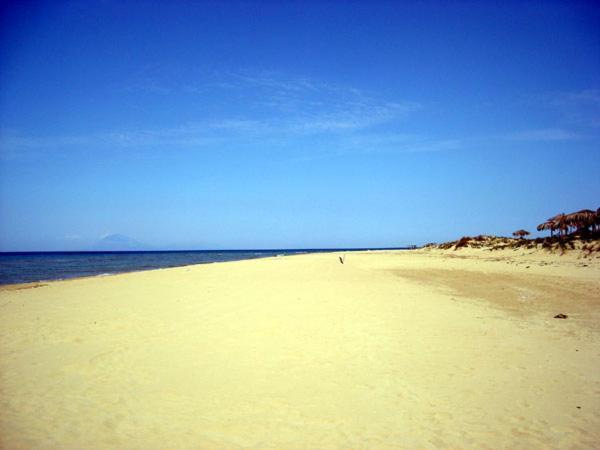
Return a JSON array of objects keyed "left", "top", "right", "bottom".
[{"left": 91, "top": 234, "right": 151, "bottom": 251}]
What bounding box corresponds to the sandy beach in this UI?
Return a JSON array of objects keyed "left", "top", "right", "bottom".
[{"left": 1, "top": 249, "right": 599, "bottom": 449}]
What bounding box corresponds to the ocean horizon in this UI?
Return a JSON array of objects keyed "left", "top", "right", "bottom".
[{"left": 0, "top": 248, "right": 410, "bottom": 285}]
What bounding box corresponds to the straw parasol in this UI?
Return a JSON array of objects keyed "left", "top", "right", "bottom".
[
  {"left": 548, "top": 213, "right": 568, "bottom": 236},
  {"left": 537, "top": 209, "right": 599, "bottom": 236},
  {"left": 569, "top": 209, "right": 597, "bottom": 232},
  {"left": 537, "top": 220, "right": 554, "bottom": 236},
  {"left": 512, "top": 229, "right": 530, "bottom": 239}
]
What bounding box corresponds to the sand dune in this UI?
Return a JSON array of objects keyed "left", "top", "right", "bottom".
[{"left": 1, "top": 250, "right": 599, "bottom": 449}]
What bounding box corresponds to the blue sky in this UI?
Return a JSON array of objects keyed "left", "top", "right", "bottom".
[{"left": 1, "top": 0, "right": 599, "bottom": 250}]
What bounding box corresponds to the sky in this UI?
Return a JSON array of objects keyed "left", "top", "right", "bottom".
[{"left": 0, "top": 0, "right": 599, "bottom": 251}]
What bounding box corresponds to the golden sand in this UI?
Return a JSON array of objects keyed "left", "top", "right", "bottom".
[{"left": 1, "top": 249, "right": 599, "bottom": 449}]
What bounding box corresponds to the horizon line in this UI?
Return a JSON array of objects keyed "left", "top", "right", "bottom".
[{"left": 0, "top": 246, "right": 417, "bottom": 254}]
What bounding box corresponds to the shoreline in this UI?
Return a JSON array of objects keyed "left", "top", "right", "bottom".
[
  {"left": 3, "top": 239, "right": 596, "bottom": 289},
  {"left": 0, "top": 252, "right": 305, "bottom": 290},
  {"left": 0, "top": 248, "right": 413, "bottom": 289},
  {"left": 0, "top": 251, "right": 334, "bottom": 290}
]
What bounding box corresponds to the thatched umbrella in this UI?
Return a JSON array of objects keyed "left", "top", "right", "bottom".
[
  {"left": 538, "top": 213, "right": 566, "bottom": 237},
  {"left": 548, "top": 213, "right": 568, "bottom": 236},
  {"left": 537, "top": 221, "right": 555, "bottom": 237},
  {"left": 512, "top": 229, "right": 530, "bottom": 239},
  {"left": 563, "top": 212, "right": 578, "bottom": 234},
  {"left": 567, "top": 209, "right": 596, "bottom": 233},
  {"left": 593, "top": 207, "right": 600, "bottom": 232},
  {"left": 572, "top": 209, "right": 596, "bottom": 220}
]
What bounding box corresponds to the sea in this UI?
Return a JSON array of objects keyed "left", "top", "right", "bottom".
[{"left": 0, "top": 248, "right": 405, "bottom": 285}]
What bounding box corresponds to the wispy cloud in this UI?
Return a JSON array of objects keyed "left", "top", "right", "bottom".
[
  {"left": 0, "top": 123, "right": 592, "bottom": 163},
  {"left": 1, "top": 71, "right": 421, "bottom": 157},
  {"left": 545, "top": 89, "right": 600, "bottom": 108},
  {"left": 214, "top": 70, "right": 421, "bottom": 126},
  {"left": 124, "top": 69, "right": 421, "bottom": 132},
  {"left": 2, "top": 73, "right": 597, "bottom": 162},
  {"left": 501, "top": 128, "right": 584, "bottom": 142},
  {"left": 531, "top": 88, "right": 600, "bottom": 129}
]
